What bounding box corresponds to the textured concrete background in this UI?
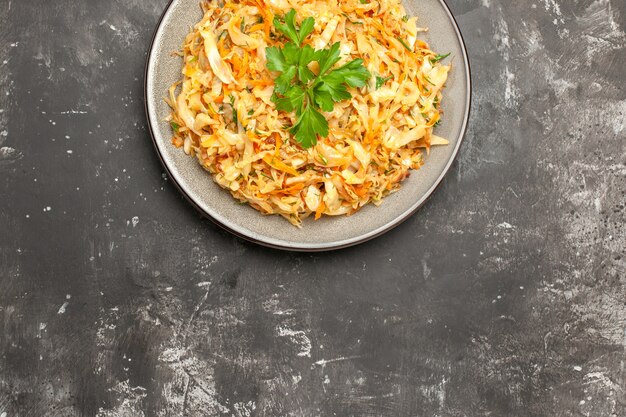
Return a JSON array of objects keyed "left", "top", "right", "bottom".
[{"left": 0, "top": 0, "right": 625, "bottom": 416}]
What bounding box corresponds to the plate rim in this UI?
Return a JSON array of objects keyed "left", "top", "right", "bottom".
[{"left": 144, "top": 0, "right": 472, "bottom": 252}]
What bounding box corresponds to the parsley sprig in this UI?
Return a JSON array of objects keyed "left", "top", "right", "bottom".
[{"left": 266, "top": 10, "right": 371, "bottom": 148}]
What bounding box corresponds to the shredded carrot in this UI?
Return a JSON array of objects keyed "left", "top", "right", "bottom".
[
  {"left": 172, "top": 136, "right": 184, "bottom": 148},
  {"left": 315, "top": 198, "right": 326, "bottom": 220},
  {"left": 353, "top": 186, "right": 368, "bottom": 198},
  {"left": 230, "top": 54, "right": 241, "bottom": 72},
  {"left": 263, "top": 155, "right": 299, "bottom": 176},
  {"left": 271, "top": 183, "right": 305, "bottom": 195},
  {"left": 238, "top": 52, "right": 249, "bottom": 78},
  {"left": 249, "top": 79, "right": 274, "bottom": 87},
  {"left": 248, "top": 23, "right": 264, "bottom": 33},
  {"left": 264, "top": 12, "right": 274, "bottom": 38},
  {"left": 274, "top": 133, "right": 282, "bottom": 157}
]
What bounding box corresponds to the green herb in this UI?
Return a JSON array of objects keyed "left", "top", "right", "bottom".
[
  {"left": 359, "top": 0, "right": 368, "bottom": 3},
  {"left": 430, "top": 52, "right": 451, "bottom": 64},
  {"left": 272, "top": 9, "right": 315, "bottom": 46},
  {"left": 343, "top": 13, "right": 364, "bottom": 25},
  {"left": 248, "top": 109, "right": 254, "bottom": 116},
  {"left": 266, "top": 9, "right": 371, "bottom": 148},
  {"left": 396, "top": 37, "right": 412, "bottom": 52},
  {"left": 318, "top": 154, "right": 328, "bottom": 165},
  {"left": 240, "top": 17, "right": 246, "bottom": 32},
  {"left": 229, "top": 95, "right": 238, "bottom": 127},
  {"left": 375, "top": 75, "right": 393, "bottom": 90},
  {"left": 402, "top": 15, "right": 409, "bottom": 22},
  {"left": 170, "top": 121, "right": 180, "bottom": 132},
  {"left": 434, "top": 120, "right": 441, "bottom": 127}
]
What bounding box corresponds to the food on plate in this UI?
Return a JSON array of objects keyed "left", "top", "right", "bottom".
[{"left": 167, "top": 0, "right": 451, "bottom": 226}]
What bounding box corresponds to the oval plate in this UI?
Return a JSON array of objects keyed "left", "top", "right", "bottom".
[{"left": 145, "top": 0, "right": 471, "bottom": 251}]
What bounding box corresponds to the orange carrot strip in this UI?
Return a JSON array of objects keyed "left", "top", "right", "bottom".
[
  {"left": 248, "top": 23, "right": 264, "bottom": 33},
  {"left": 274, "top": 133, "right": 282, "bottom": 157},
  {"left": 263, "top": 155, "right": 298, "bottom": 176},
  {"left": 271, "top": 183, "right": 305, "bottom": 195},
  {"left": 172, "top": 136, "right": 184, "bottom": 148},
  {"left": 231, "top": 54, "right": 242, "bottom": 72},
  {"left": 315, "top": 197, "right": 326, "bottom": 220},
  {"left": 264, "top": 12, "right": 274, "bottom": 38},
  {"left": 249, "top": 79, "right": 273, "bottom": 87}
]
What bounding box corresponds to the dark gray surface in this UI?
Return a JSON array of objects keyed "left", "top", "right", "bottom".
[{"left": 0, "top": 0, "right": 625, "bottom": 416}]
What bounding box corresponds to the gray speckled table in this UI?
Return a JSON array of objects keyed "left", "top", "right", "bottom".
[{"left": 0, "top": 0, "right": 625, "bottom": 416}]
